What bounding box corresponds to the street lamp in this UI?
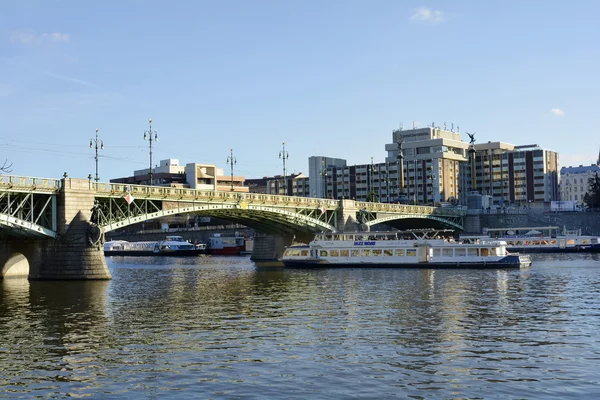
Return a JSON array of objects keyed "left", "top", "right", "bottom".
[
  {"left": 89, "top": 128, "right": 104, "bottom": 182},
  {"left": 227, "top": 148, "right": 236, "bottom": 192},
  {"left": 279, "top": 142, "right": 289, "bottom": 195},
  {"left": 369, "top": 157, "right": 377, "bottom": 202},
  {"left": 143, "top": 118, "right": 158, "bottom": 186}
]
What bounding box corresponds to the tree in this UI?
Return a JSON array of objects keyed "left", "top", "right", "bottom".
[{"left": 583, "top": 172, "right": 600, "bottom": 209}]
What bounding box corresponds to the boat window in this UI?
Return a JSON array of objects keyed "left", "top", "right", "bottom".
[
  {"left": 330, "top": 249, "right": 339, "bottom": 257},
  {"left": 340, "top": 249, "right": 349, "bottom": 257},
  {"left": 334, "top": 235, "right": 341, "bottom": 241},
  {"left": 468, "top": 248, "right": 479, "bottom": 256},
  {"left": 567, "top": 239, "right": 575, "bottom": 245},
  {"left": 541, "top": 240, "right": 548, "bottom": 245},
  {"left": 582, "top": 239, "right": 590, "bottom": 244},
  {"left": 524, "top": 241, "right": 531, "bottom": 245},
  {"left": 291, "top": 250, "right": 301, "bottom": 256},
  {"left": 351, "top": 249, "right": 359, "bottom": 257},
  {"left": 550, "top": 240, "right": 556, "bottom": 245},
  {"left": 442, "top": 248, "right": 453, "bottom": 256},
  {"left": 516, "top": 241, "right": 523, "bottom": 246},
  {"left": 489, "top": 248, "right": 496, "bottom": 256},
  {"left": 395, "top": 249, "right": 405, "bottom": 256},
  {"left": 507, "top": 241, "right": 514, "bottom": 245},
  {"left": 533, "top": 241, "right": 540, "bottom": 246},
  {"left": 284, "top": 249, "right": 291, "bottom": 256},
  {"left": 592, "top": 239, "right": 599, "bottom": 244},
  {"left": 372, "top": 249, "right": 382, "bottom": 256},
  {"left": 361, "top": 249, "right": 370, "bottom": 257},
  {"left": 384, "top": 249, "right": 393, "bottom": 256},
  {"left": 455, "top": 248, "right": 466, "bottom": 257},
  {"left": 481, "top": 248, "right": 489, "bottom": 256},
  {"left": 320, "top": 250, "right": 328, "bottom": 257},
  {"left": 301, "top": 250, "right": 309, "bottom": 257},
  {"left": 406, "top": 249, "right": 416, "bottom": 257}
]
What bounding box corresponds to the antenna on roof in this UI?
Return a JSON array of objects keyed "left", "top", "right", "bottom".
[
  {"left": 444, "top": 122, "right": 447, "bottom": 130},
  {"left": 399, "top": 122, "right": 403, "bottom": 131},
  {"left": 412, "top": 121, "right": 415, "bottom": 129},
  {"left": 432, "top": 122, "right": 435, "bottom": 128},
  {"left": 457, "top": 125, "right": 460, "bottom": 133},
  {"left": 451, "top": 123, "right": 454, "bottom": 132}
]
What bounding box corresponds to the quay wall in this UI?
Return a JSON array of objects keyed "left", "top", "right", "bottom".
[{"left": 465, "top": 211, "right": 600, "bottom": 235}]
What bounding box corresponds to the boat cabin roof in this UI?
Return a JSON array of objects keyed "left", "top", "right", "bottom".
[{"left": 315, "top": 229, "right": 455, "bottom": 241}]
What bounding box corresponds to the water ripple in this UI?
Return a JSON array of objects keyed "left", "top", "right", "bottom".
[{"left": 1, "top": 255, "right": 600, "bottom": 398}]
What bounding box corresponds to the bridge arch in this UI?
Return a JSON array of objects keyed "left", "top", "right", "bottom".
[
  {"left": 1, "top": 253, "right": 29, "bottom": 278},
  {"left": 365, "top": 214, "right": 464, "bottom": 231},
  {"left": 101, "top": 203, "right": 337, "bottom": 234}
]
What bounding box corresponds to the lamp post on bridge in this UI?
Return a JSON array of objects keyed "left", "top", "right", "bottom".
[
  {"left": 89, "top": 128, "right": 103, "bottom": 182},
  {"left": 279, "top": 142, "right": 289, "bottom": 195},
  {"left": 227, "top": 148, "right": 236, "bottom": 192},
  {"left": 143, "top": 119, "right": 158, "bottom": 186}
]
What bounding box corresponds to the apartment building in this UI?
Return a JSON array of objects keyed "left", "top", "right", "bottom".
[{"left": 560, "top": 164, "right": 600, "bottom": 203}]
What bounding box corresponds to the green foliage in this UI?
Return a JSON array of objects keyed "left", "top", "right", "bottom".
[
  {"left": 367, "top": 191, "right": 379, "bottom": 203},
  {"left": 583, "top": 172, "right": 600, "bottom": 209}
]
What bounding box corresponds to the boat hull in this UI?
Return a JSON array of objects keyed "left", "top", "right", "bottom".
[
  {"left": 506, "top": 244, "right": 600, "bottom": 253},
  {"left": 282, "top": 255, "right": 529, "bottom": 269},
  {"left": 208, "top": 247, "right": 245, "bottom": 256},
  {"left": 105, "top": 249, "right": 206, "bottom": 257}
]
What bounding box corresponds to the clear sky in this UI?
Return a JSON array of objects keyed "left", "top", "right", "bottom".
[{"left": 1, "top": 0, "right": 598, "bottom": 181}]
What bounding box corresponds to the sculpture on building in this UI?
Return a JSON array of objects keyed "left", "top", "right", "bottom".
[{"left": 466, "top": 132, "right": 476, "bottom": 145}]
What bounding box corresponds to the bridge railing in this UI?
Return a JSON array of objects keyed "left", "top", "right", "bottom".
[
  {"left": 0, "top": 175, "right": 61, "bottom": 192},
  {"left": 95, "top": 183, "right": 340, "bottom": 209},
  {"left": 356, "top": 201, "right": 466, "bottom": 217}
]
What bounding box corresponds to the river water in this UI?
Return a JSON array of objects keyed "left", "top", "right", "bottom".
[{"left": 1, "top": 253, "right": 600, "bottom": 399}]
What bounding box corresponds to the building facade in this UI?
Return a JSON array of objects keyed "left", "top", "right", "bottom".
[
  {"left": 385, "top": 126, "right": 469, "bottom": 204},
  {"left": 112, "top": 159, "right": 248, "bottom": 192},
  {"left": 461, "top": 144, "right": 559, "bottom": 206},
  {"left": 560, "top": 164, "right": 600, "bottom": 204}
]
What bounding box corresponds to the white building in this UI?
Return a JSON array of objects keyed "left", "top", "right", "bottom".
[{"left": 560, "top": 164, "right": 600, "bottom": 204}]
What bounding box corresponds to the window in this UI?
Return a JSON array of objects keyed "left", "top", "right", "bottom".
[
  {"left": 372, "top": 249, "right": 382, "bottom": 256},
  {"left": 301, "top": 250, "right": 309, "bottom": 257},
  {"left": 395, "top": 249, "right": 405, "bottom": 256},
  {"left": 407, "top": 249, "right": 416, "bottom": 257},
  {"left": 351, "top": 249, "right": 359, "bottom": 257},
  {"left": 330, "top": 249, "right": 339, "bottom": 257},
  {"left": 384, "top": 249, "right": 393, "bottom": 256},
  {"left": 319, "top": 250, "right": 328, "bottom": 257},
  {"left": 361, "top": 249, "right": 370, "bottom": 256},
  {"left": 340, "top": 249, "right": 349, "bottom": 257},
  {"left": 442, "top": 248, "right": 453, "bottom": 256}
]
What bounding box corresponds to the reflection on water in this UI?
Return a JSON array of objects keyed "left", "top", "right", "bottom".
[{"left": 1, "top": 254, "right": 600, "bottom": 398}]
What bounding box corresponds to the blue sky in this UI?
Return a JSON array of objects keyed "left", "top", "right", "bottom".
[{"left": 1, "top": 0, "right": 598, "bottom": 181}]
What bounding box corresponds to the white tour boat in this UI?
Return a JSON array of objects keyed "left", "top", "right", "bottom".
[
  {"left": 281, "top": 230, "right": 532, "bottom": 269},
  {"left": 466, "top": 226, "right": 600, "bottom": 253}
]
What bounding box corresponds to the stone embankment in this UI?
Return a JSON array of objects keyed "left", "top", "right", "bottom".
[{"left": 464, "top": 211, "right": 600, "bottom": 235}]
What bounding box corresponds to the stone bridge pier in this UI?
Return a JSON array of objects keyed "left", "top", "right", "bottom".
[
  {"left": 1, "top": 178, "right": 111, "bottom": 280},
  {"left": 250, "top": 199, "right": 364, "bottom": 263}
]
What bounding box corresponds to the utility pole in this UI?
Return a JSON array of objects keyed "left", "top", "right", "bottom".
[
  {"left": 279, "top": 141, "right": 289, "bottom": 195},
  {"left": 143, "top": 119, "right": 158, "bottom": 186},
  {"left": 227, "top": 148, "right": 236, "bottom": 191},
  {"left": 89, "top": 128, "right": 103, "bottom": 182}
]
